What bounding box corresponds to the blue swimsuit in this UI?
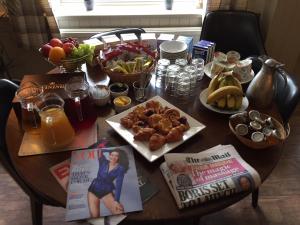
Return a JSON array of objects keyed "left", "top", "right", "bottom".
[{"left": 88, "top": 153, "right": 125, "bottom": 201}]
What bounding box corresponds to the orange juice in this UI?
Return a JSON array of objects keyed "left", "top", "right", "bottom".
[{"left": 40, "top": 107, "right": 75, "bottom": 150}]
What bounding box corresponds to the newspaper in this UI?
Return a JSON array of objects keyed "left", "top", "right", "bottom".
[{"left": 160, "top": 145, "right": 261, "bottom": 209}]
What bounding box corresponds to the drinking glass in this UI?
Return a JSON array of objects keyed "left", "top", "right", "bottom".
[
  {"left": 175, "top": 58, "right": 188, "bottom": 70},
  {"left": 175, "top": 72, "right": 191, "bottom": 99},
  {"left": 133, "top": 81, "right": 149, "bottom": 102},
  {"left": 15, "top": 82, "right": 43, "bottom": 134},
  {"left": 184, "top": 65, "right": 197, "bottom": 94},
  {"left": 65, "top": 77, "right": 97, "bottom": 131},
  {"left": 39, "top": 93, "right": 75, "bottom": 150},
  {"left": 155, "top": 59, "right": 170, "bottom": 88},
  {"left": 165, "top": 64, "right": 181, "bottom": 96},
  {"left": 191, "top": 58, "right": 205, "bottom": 81}
]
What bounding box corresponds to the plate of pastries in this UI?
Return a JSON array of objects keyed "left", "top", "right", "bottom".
[{"left": 106, "top": 96, "right": 206, "bottom": 162}]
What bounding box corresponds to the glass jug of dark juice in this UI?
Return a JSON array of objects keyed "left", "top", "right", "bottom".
[
  {"left": 64, "top": 77, "right": 97, "bottom": 131},
  {"left": 15, "top": 82, "right": 43, "bottom": 134}
]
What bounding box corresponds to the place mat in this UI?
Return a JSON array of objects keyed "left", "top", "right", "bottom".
[{"left": 18, "top": 122, "right": 97, "bottom": 156}]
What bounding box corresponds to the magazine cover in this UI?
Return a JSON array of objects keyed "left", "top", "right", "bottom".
[
  {"left": 160, "top": 145, "right": 261, "bottom": 209},
  {"left": 65, "top": 146, "right": 143, "bottom": 221}
]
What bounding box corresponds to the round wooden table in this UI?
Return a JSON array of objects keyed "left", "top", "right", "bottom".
[{"left": 6, "top": 68, "right": 284, "bottom": 223}]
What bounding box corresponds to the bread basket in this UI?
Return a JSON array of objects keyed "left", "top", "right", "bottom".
[{"left": 102, "top": 63, "right": 155, "bottom": 85}]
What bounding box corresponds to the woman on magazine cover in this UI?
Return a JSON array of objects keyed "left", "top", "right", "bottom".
[{"left": 88, "top": 148, "right": 129, "bottom": 217}]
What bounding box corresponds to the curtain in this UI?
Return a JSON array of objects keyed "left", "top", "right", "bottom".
[
  {"left": 206, "top": 0, "right": 249, "bottom": 12},
  {"left": 10, "top": 0, "right": 60, "bottom": 49}
]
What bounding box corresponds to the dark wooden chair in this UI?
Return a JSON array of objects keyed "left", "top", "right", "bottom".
[
  {"left": 0, "top": 79, "right": 61, "bottom": 225},
  {"left": 275, "top": 70, "right": 300, "bottom": 129},
  {"left": 200, "top": 10, "right": 266, "bottom": 59}
]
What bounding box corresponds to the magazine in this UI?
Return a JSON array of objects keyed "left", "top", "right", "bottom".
[
  {"left": 160, "top": 145, "right": 261, "bottom": 209},
  {"left": 65, "top": 146, "right": 143, "bottom": 221}
]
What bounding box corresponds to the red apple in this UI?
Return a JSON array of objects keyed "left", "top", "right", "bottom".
[
  {"left": 41, "top": 44, "right": 53, "bottom": 58},
  {"left": 63, "top": 42, "right": 75, "bottom": 55},
  {"left": 49, "top": 38, "right": 63, "bottom": 47}
]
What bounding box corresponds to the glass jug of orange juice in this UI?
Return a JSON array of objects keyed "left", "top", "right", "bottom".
[{"left": 38, "top": 93, "right": 75, "bottom": 150}]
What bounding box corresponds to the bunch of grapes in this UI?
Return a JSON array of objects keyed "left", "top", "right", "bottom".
[{"left": 69, "top": 44, "right": 95, "bottom": 64}]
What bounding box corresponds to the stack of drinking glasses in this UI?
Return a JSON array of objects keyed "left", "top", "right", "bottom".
[
  {"left": 165, "top": 64, "right": 181, "bottom": 96},
  {"left": 155, "top": 59, "right": 171, "bottom": 88},
  {"left": 155, "top": 57, "right": 205, "bottom": 99}
]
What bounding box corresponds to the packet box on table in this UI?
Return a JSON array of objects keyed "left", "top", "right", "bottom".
[
  {"left": 157, "top": 33, "right": 175, "bottom": 51},
  {"left": 176, "top": 36, "right": 194, "bottom": 57},
  {"left": 101, "top": 34, "right": 121, "bottom": 48},
  {"left": 193, "top": 43, "right": 209, "bottom": 63},
  {"left": 120, "top": 33, "right": 139, "bottom": 44},
  {"left": 196, "top": 40, "right": 216, "bottom": 63},
  {"left": 83, "top": 39, "right": 104, "bottom": 56},
  {"left": 199, "top": 40, "right": 216, "bottom": 62},
  {"left": 140, "top": 33, "right": 157, "bottom": 51}
]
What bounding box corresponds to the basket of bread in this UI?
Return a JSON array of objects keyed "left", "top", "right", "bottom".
[{"left": 98, "top": 43, "right": 156, "bottom": 85}]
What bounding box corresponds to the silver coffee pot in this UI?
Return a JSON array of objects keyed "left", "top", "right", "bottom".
[{"left": 246, "top": 57, "right": 287, "bottom": 109}]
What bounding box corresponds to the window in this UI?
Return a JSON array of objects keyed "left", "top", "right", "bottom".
[{"left": 50, "top": 0, "right": 205, "bottom": 41}]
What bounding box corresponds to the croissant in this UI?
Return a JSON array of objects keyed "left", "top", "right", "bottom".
[
  {"left": 149, "top": 133, "right": 166, "bottom": 151},
  {"left": 132, "top": 121, "right": 147, "bottom": 133},
  {"left": 148, "top": 114, "right": 163, "bottom": 129},
  {"left": 164, "top": 109, "right": 180, "bottom": 121},
  {"left": 120, "top": 117, "right": 134, "bottom": 129},
  {"left": 166, "top": 126, "right": 183, "bottom": 143},
  {"left": 157, "top": 118, "right": 173, "bottom": 134},
  {"left": 134, "top": 128, "right": 156, "bottom": 141},
  {"left": 146, "top": 100, "right": 162, "bottom": 113},
  {"left": 178, "top": 116, "right": 190, "bottom": 131}
]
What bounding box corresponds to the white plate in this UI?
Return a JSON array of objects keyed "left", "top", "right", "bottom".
[
  {"left": 199, "top": 88, "right": 249, "bottom": 114},
  {"left": 204, "top": 62, "right": 255, "bottom": 84},
  {"left": 106, "top": 96, "right": 206, "bottom": 162},
  {"left": 160, "top": 41, "right": 187, "bottom": 54}
]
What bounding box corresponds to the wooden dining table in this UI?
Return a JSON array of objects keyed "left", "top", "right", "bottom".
[{"left": 6, "top": 65, "right": 285, "bottom": 224}]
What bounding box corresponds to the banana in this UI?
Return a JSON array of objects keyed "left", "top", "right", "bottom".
[
  {"left": 218, "top": 76, "right": 227, "bottom": 88},
  {"left": 207, "top": 86, "right": 243, "bottom": 104},
  {"left": 235, "top": 95, "right": 243, "bottom": 109},
  {"left": 217, "top": 97, "right": 226, "bottom": 108},
  {"left": 231, "top": 76, "right": 243, "bottom": 91},
  {"left": 207, "top": 74, "right": 220, "bottom": 96},
  {"left": 226, "top": 95, "right": 236, "bottom": 109}
]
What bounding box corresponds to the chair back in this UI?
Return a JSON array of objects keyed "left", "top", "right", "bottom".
[
  {"left": 200, "top": 10, "right": 266, "bottom": 59},
  {"left": 0, "top": 79, "right": 29, "bottom": 193},
  {"left": 90, "top": 28, "right": 146, "bottom": 40},
  {"left": 275, "top": 71, "right": 300, "bottom": 125}
]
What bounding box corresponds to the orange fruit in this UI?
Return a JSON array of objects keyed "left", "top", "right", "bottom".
[{"left": 48, "top": 47, "right": 66, "bottom": 65}]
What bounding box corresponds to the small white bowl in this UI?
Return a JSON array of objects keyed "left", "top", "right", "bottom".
[
  {"left": 160, "top": 40, "right": 187, "bottom": 54},
  {"left": 113, "top": 96, "right": 132, "bottom": 113},
  {"left": 109, "top": 83, "right": 129, "bottom": 98},
  {"left": 92, "top": 85, "right": 110, "bottom": 106}
]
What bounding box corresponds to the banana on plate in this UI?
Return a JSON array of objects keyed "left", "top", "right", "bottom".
[{"left": 206, "top": 74, "right": 243, "bottom": 110}]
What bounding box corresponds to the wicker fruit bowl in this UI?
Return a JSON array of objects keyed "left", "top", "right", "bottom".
[
  {"left": 229, "top": 112, "right": 288, "bottom": 149},
  {"left": 60, "top": 54, "right": 90, "bottom": 72},
  {"left": 99, "top": 43, "right": 156, "bottom": 85}
]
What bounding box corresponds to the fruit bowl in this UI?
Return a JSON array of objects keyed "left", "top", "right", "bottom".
[
  {"left": 60, "top": 54, "right": 90, "bottom": 72},
  {"left": 40, "top": 37, "right": 94, "bottom": 73}
]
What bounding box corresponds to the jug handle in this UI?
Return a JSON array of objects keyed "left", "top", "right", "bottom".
[
  {"left": 277, "top": 67, "right": 288, "bottom": 88},
  {"left": 26, "top": 102, "right": 39, "bottom": 129}
]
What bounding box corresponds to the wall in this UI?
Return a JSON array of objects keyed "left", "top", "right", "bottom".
[{"left": 248, "top": 0, "right": 299, "bottom": 75}]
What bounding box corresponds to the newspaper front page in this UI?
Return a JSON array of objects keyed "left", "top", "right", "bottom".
[{"left": 160, "top": 145, "right": 261, "bottom": 209}]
